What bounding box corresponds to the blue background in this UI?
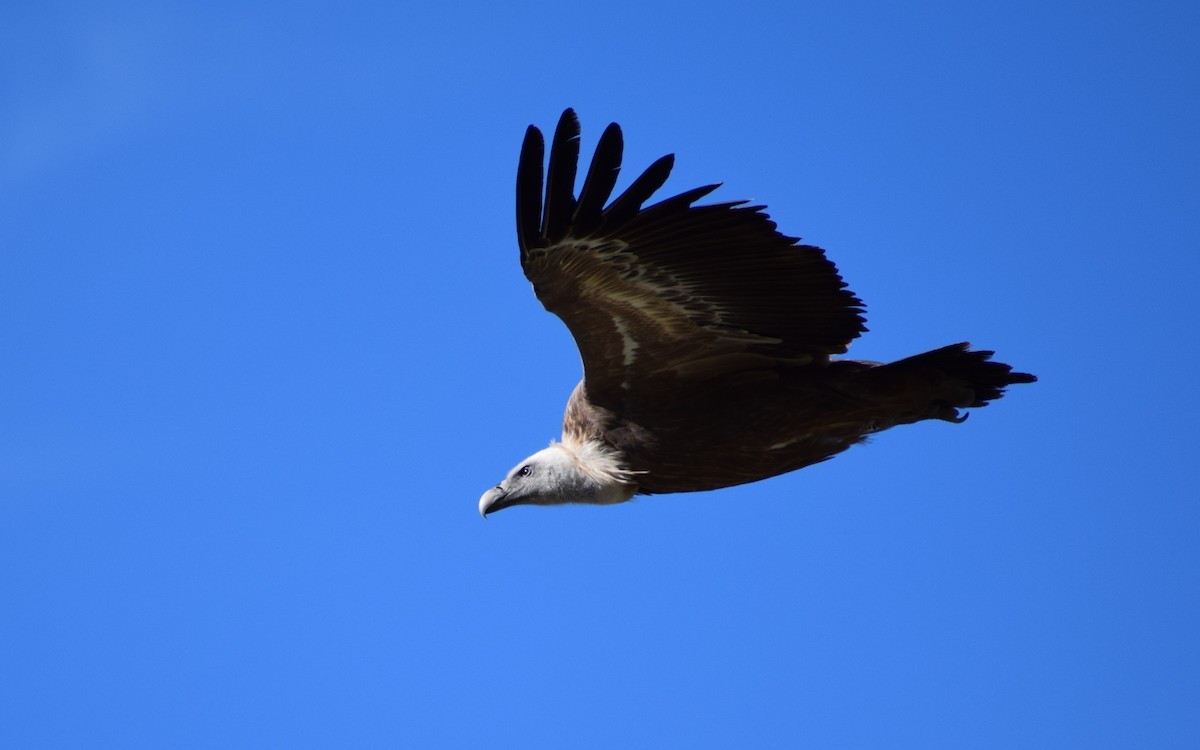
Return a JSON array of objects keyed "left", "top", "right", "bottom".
[{"left": 3, "top": 1, "right": 1198, "bottom": 747}]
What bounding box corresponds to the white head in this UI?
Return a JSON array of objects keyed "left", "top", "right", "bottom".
[{"left": 478, "top": 441, "right": 637, "bottom": 516}]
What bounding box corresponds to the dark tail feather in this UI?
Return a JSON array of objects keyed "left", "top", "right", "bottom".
[{"left": 867, "top": 343, "right": 1036, "bottom": 425}]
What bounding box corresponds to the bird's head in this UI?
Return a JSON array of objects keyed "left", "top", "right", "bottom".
[{"left": 478, "top": 442, "right": 636, "bottom": 517}]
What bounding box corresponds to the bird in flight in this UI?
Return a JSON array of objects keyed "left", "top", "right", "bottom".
[{"left": 479, "top": 109, "right": 1035, "bottom": 516}]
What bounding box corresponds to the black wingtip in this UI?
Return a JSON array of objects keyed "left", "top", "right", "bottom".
[
  {"left": 518, "top": 110, "right": 708, "bottom": 250},
  {"left": 599, "top": 153, "right": 676, "bottom": 233},
  {"left": 516, "top": 124, "right": 546, "bottom": 254},
  {"left": 572, "top": 121, "right": 625, "bottom": 237},
  {"left": 543, "top": 109, "right": 582, "bottom": 244}
]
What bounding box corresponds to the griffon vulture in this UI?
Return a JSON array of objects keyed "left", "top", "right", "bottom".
[{"left": 479, "top": 109, "right": 1035, "bottom": 516}]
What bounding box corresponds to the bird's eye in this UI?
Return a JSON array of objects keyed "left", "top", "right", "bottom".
[{"left": 517, "top": 465, "right": 531, "bottom": 477}]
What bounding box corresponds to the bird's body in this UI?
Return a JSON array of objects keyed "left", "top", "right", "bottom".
[{"left": 479, "top": 110, "right": 1035, "bottom": 516}]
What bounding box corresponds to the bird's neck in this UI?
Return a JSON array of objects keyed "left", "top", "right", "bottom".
[{"left": 553, "top": 439, "right": 639, "bottom": 504}]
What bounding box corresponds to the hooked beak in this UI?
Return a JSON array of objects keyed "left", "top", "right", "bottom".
[{"left": 478, "top": 486, "right": 508, "bottom": 517}]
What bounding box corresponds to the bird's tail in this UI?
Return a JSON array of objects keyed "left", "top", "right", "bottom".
[{"left": 862, "top": 343, "right": 1036, "bottom": 426}]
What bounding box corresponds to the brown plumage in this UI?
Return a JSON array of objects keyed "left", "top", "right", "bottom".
[{"left": 478, "top": 109, "right": 1035, "bottom": 515}]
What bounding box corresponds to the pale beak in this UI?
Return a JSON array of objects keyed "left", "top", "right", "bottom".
[{"left": 478, "top": 486, "right": 507, "bottom": 518}]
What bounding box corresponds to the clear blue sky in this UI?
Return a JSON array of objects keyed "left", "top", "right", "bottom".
[{"left": 3, "top": 1, "right": 1198, "bottom": 747}]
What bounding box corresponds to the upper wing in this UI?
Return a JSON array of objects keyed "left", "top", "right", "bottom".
[{"left": 517, "top": 109, "right": 866, "bottom": 406}]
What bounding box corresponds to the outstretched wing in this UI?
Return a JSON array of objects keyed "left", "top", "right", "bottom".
[{"left": 517, "top": 109, "right": 866, "bottom": 407}]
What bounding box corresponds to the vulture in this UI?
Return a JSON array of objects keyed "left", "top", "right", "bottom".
[{"left": 479, "top": 109, "right": 1035, "bottom": 516}]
